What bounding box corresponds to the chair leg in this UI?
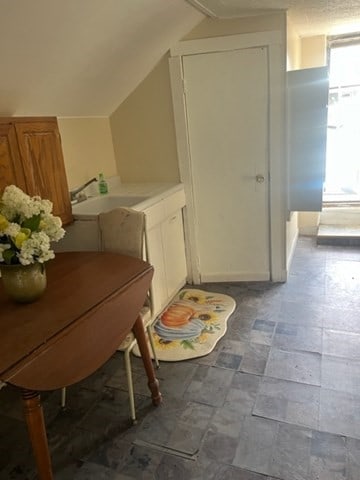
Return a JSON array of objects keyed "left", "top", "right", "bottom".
[
  {"left": 147, "top": 325, "right": 159, "bottom": 369},
  {"left": 60, "top": 387, "right": 66, "bottom": 409},
  {"left": 124, "top": 348, "right": 137, "bottom": 424}
]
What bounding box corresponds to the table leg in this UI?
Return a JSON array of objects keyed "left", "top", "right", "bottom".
[
  {"left": 22, "top": 389, "right": 53, "bottom": 480},
  {"left": 132, "top": 316, "right": 162, "bottom": 406}
]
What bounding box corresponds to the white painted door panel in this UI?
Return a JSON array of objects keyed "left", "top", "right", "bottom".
[{"left": 182, "top": 47, "right": 270, "bottom": 281}]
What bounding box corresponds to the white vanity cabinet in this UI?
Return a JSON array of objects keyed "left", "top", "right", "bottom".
[
  {"left": 144, "top": 189, "right": 187, "bottom": 317},
  {"left": 56, "top": 185, "right": 188, "bottom": 318}
]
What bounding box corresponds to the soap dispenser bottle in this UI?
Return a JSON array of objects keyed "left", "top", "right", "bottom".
[{"left": 98, "top": 173, "right": 108, "bottom": 195}]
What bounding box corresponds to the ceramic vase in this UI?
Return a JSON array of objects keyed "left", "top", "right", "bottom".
[{"left": 0, "top": 262, "right": 47, "bottom": 303}]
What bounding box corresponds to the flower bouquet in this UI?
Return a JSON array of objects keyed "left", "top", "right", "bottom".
[
  {"left": 0, "top": 185, "right": 65, "bottom": 302},
  {"left": 0, "top": 185, "right": 65, "bottom": 265}
]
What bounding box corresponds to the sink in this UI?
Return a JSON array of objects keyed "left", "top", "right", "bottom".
[{"left": 72, "top": 195, "right": 148, "bottom": 216}]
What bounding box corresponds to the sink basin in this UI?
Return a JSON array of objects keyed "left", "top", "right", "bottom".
[{"left": 72, "top": 195, "right": 148, "bottom": 216}]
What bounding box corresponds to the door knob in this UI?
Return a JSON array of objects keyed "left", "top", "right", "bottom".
[{"left": 256, "top": 174, "right": 265, "bottom": 183}]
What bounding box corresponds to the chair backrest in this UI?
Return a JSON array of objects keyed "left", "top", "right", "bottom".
[
  {"left": 98, "top": 207, "right": 153, "bottom": 313},
  {"left": 98, "top": 207, "right": 145, "bottom": 259}
]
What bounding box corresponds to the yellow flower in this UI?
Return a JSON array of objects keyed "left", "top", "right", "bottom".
[
  {"left": 154, "top": 335, "right": 179, "bottom": 350},
  {"left": 196, "top": 311, "right": 219, "bottom": 323},
  {"left": 14, "top": 228, "right": 31, "bottom": 249},
  {"left": 181, "top": 290, "right": 208, "bottom": 304},
  {"left": 197, "top": 332, "right": 209, "bottom": 343},
  {"left": 0, "top": 214, "right": 9, "bottom": 231}
]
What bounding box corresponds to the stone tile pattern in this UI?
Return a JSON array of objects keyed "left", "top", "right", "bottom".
[{"left": 1, "top": 237, "right": 360, "bottom": 479}]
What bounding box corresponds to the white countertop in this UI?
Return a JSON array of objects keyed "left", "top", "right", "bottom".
[
  {"left": 103, "top": 182, "right": 182, "bottom": 197},
  {"left": 72, "top": 182, "right": 184, "bottom": 219}
]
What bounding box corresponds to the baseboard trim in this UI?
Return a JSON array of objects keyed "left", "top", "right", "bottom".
[{"left": 200, "top": 272, "right": 270, "bottom": 282}]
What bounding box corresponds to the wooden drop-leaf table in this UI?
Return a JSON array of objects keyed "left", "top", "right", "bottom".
[{"left": 0, "top": 252, "right": 162, "bottom": 480}]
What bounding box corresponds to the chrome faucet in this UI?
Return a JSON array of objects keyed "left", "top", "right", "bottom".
[{"left": 69, "top": 177, "right": 97, "bottom": 202}]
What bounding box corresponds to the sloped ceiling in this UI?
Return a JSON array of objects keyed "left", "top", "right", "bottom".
[
  {"left": 2, "top": 1, "right": 360, "bottom": 118},
  {"left": 187, "top": 0, "right": 360, "bottom": 38},
  {"left": 0, "top": 0, "right": 203, "bottom": 117}
]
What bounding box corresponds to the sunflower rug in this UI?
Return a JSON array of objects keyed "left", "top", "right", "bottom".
[{"left": 132, "top": 288, "right": 236, "bottom": 362}]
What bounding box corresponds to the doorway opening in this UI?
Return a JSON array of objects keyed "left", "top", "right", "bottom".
[{"left": 323, "top": 37, "right": 360, "bottom": 204}]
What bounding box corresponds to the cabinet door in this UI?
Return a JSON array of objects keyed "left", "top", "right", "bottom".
[
  {"left": 0, "top": 123, "right": 26, "bottom": 193},
  {"left": 181, "top": 47, "right": 270, "bottom": 281},
  {"left": 146, "top": 224, "right": 168, "bottom": 317},
  {"left": 14, "top": 120, "right": 72, "bottom": 225},
  {"left": 162, "top": 210, "right": 187, "bottom": 300}
]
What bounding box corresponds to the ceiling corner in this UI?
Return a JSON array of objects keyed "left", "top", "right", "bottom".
[{"left": 185, "top": 0, "right": 218, "bottom": 17}]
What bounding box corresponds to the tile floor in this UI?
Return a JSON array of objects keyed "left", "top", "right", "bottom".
[{"left": 1, "top": 236, "right": 360, "bottom": 479}]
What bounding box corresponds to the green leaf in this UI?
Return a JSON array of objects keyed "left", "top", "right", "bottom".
[
  {"left": 8, "top": 237, "right": 18, "bottom": 250},
  {"left": 22, "top": 214, "right": 41, "bottom": 232},
  {"left": 3, "top": 249, "right": 16, "bottom": 265},
  {"left": 13, "top": 214, "right": 21, "bottom": 224},
  {"left": 181, "top": 340, "right": 195, "bottom": 350}
]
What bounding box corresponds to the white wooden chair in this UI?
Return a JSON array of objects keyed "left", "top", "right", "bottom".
[{"left": 61, "top": 207, "right": 159, "bottom": 424}]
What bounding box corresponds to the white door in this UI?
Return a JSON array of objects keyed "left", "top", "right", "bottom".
[{"left": 182, "top": 47, "right": 270, "bottom": 281}]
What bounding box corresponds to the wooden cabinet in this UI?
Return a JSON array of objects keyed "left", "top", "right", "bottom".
[
  {"left": 0, "top": 117, "right": 72, "bottom": 225},
  {"left": 0, "top": 123, "right": 27, "bottom": 192}
]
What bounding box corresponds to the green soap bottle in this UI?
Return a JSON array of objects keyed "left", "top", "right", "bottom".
[{"left": 98, "top": 173, "right": 108, "bottom": 195}]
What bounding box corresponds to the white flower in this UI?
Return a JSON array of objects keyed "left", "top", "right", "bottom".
[
  {"left": 39, "top": 198, "right": 53, "bottom": 215},
  {"left": 40, "top": 214, "right": 65, "bottom": 242},
  {"left": 4, "top": 222, "right": 21, "bottom": 237},
  {"left": 0, "top": 185, "right": 54, "bottom": 222},
  {"left": 17, "top": 231, "right": 55, "bottom": 265},
  {"left": 0, "top": 185, "right": 65, "bottom": 265}
]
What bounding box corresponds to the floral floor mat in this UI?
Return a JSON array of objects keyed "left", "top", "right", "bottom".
[{"left": 132, "top": 288, "right": 236, "bottom": 362}]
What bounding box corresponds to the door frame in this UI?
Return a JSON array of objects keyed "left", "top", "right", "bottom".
[{"left": 169, "top": 30, "right": 287, "bottom": 283}]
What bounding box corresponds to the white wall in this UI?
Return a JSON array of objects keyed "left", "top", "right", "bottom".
[
  {"left": 110, "top": 55, "right": 180, "bottom": 183},
  {"left": 301, "top": 36, "right": 327, "bottom": 68},
  {"left": 286, "top": 18, "right": 301, "bottom": 269},
  {"left": 286, "top": 18, "right": 301, "bottom": 70},
  {"left": 58, "top": 117, "right": 117, "bottom": 190},
  {"left": 298, "top": 35, "right": 327, "bottom": 235},
  {"left": 110, "top": 13, "right": 287, "bottom": 183}
]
